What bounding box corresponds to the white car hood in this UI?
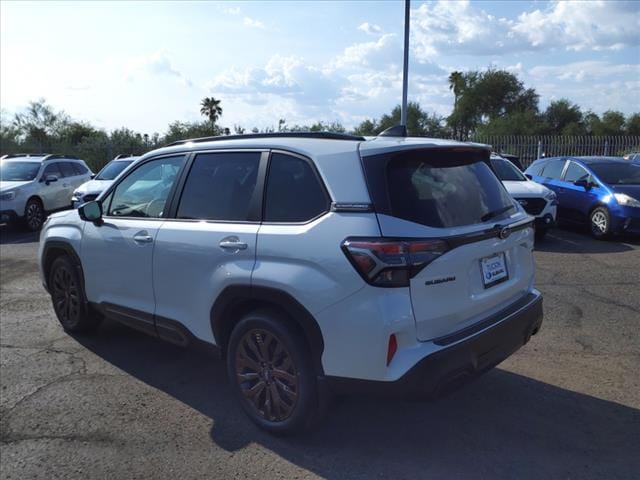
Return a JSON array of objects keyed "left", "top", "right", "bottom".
[
  {"left": 0, "top": 180, "right": 31, "bottom": 192},
  {"left": 74, "top": 179, "right": 113, "bottom": 195},
  {"left": 502, "top": 180, "right": 550, "bottom": 197}
]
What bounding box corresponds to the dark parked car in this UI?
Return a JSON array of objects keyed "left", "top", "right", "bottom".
[{"left": 525, "top": 156, "right": 640, "bottom": 238}]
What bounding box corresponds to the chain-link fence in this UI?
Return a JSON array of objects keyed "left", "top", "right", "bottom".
[{"left": 472, "top": 136, "right": 640, "bottom": 168}]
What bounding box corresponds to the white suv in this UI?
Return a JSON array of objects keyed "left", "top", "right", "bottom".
[
  {"left": 38, "top": 133, "right": 543, "bottom": 433},
  {"left": 1, "top": 154, "right": 93, "bottom": 230},
  {"left": 72, "top": 155, "right": 138, "bottom": 208},
  {"left": 490, "top": 155, "right": 558, "bottom": 240}
]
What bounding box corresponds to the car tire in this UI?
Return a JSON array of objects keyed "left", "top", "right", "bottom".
[
  {"left": 23, "top": 198, "right": 45, "bottom": 231},
  {"left": 48, "top": 256, "right": 102, "bottom": 333},
  {"left": 226, "top": 309, "right": 320, "bottom": 434},
  {"left": 589, "top": 206, "right": 611, "bottom": 240}
]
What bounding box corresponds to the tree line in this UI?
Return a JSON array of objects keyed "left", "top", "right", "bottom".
[{"left": 2, "top": 69, "right": 638, "bottom": 171}]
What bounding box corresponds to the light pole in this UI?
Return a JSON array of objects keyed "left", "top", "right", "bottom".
[{"left": 400, "top": 0, "right": 410, "bottom": 129}]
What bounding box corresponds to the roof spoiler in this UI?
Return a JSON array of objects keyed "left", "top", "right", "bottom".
[{"left": 378, "top": 125, "right": 407, "bottom": 137}]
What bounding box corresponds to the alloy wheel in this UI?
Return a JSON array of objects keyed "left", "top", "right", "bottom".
[
  {"left": 235, "top": 329, "right": 299, "bottom": 422},
  {"left": 591, "top": 211, "right": 607, "bottom": 235},
  {"left": 51, "top": 264, "right": 81, "bottom": 327},
  {"left": 26, "top": 202, "right": 44, "bottom": 230}
]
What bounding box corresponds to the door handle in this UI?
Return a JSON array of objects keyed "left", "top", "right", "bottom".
[
  {"left": 219, "top": 237, "right": 248, "bottom": 251},
  {"left": 133, "top": 231, "right": 153, "bottom": 243}
]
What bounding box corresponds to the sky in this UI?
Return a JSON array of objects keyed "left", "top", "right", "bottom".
[{"left": 1, "top": 0, "right": 639, "bottom": 135}]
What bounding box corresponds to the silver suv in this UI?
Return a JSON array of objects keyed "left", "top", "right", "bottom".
[
  {"left": 0, "top": 154, "right": 93, "bottom": 230},
  {"left": 39, "top": 132, "right": 543, "bottom": 433}
]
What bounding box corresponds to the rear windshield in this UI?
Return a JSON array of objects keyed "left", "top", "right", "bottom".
[
  {"left": 490, "top": 158, "right": 527, "bottom": 181},
  {"left": 363, "top": 149, "right": 516, "bottom": 228}
]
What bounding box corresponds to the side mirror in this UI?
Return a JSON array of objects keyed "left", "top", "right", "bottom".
[
  {"left": 78, "top": 201, "right": 103, "bottom": 224},
  {"left": 44, "top": 174, "right": 58, "bottom": 185},
  {"left": 574, "top": 179, "right": 590, "bottom": 190},
  {"left": 524, "top": 173, "right": 532, "bottom": 180}
]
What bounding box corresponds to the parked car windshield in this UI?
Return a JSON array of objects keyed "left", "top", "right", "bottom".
[
  {"left": 490, "top": 158, "right": 527, "bottom": 181},
  {"left": 0, "top": 161, "right": 41, "bottom": 181},
  {"left": 95, "top": 160, "right": 134, "bottom": 180},
  {"left": 589, "top": 163, "right": 640, "bottom": 185}
]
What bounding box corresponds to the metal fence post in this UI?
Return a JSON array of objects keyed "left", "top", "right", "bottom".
[
  {"left": 537, "top": 140, "right": 542, "bottom": 159},
  {"left": 604, "top": 140, "right": 609, "bottom": 156}
]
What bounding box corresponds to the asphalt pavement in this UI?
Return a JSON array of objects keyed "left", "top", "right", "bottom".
[{"left": 1, "top": 223, "right": 639, "bottom": 479}]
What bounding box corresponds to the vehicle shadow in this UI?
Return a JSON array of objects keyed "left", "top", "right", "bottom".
[
  {"left": 536, "top": 224, "right": 639, "bottom": 254},
  {"left": 74, "top": 321, "right": 639, "bottom": 480},
  {"left": 0, "top": 223, "right": 39, "bottom": 245}
]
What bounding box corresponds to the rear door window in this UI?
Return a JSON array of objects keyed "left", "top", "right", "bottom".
[
  {"left": 527, "top": 160, "right": 547, "bottom": 176},
  {"left": 264, "top": 153, "right": 329, "bottom": 222},
  {"left": 177, "top": 152, "right": 261, "bottom": 221},
  {"left": 59, "top": 162, "right": 77, "bottom": 177},
  {"left": 363, "top": 149, "right": 515, "bottom": 228},
  {"left": 541, "top": 160, "right": 565, "bottom": 179}
]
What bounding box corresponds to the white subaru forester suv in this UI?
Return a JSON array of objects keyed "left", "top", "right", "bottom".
[
  {"left": 38, "top": 132, "right": 543, "bottom": 433},
  {"left": 1, "top": 154, "right": 93, "bottom": 230}
]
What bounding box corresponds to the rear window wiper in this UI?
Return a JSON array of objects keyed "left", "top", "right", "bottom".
[{"left": 481, "top": 205, "right": 515, "bottom": 222}]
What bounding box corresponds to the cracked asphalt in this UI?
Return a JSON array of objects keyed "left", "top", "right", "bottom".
[{"left": 1, "top": 224, "right": 639, "bottom": 479}]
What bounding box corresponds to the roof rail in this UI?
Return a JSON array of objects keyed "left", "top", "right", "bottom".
[
  {"left": 42, "top": 154, "right": 80, "bottom": 161},
  {"left": 114, "top": 153, "right": 135, "bottom": 160},
  {"left": 1, "top": 153, "right": 51, "bottom": 160},
  {"left": 167, "top": 131, "right": 366, "bottom": 147}
]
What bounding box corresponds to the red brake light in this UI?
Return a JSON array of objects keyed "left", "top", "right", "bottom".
[{"left": 342, "top": 237, "right": 449, "bottom": 287}]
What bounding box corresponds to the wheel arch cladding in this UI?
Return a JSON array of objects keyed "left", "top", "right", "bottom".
[
  {"left": 210, "top": 285, "right": 325, "bottom": 376},
  {"left": 42, "top": 241, "right": 84, "bottom": 292}
]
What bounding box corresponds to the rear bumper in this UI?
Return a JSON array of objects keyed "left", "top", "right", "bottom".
[{"left": 327, "top": 291, "right": 543, "bottom": 398}]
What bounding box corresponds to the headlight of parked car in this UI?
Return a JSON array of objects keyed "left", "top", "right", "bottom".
[
  {"left": 544, "top": 190, "right": 558, "bottom": 205},
  {"left": 0, "top": 190, "right": 17, "bottom": 201},
  {"left": 614, "top": 193, "right": 640, "bottom": 208},
  {"left": 71, "top": 191, "right": 82, "bottom": 202}
]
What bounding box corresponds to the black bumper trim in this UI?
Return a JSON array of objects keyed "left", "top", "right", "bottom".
[{"left": 326, "top": 292, "right": 543, "bottom": 399}]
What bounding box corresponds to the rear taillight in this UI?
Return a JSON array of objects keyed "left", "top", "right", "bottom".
[{"left": 341, "top": 237, "right": 450, "bottom": 287}]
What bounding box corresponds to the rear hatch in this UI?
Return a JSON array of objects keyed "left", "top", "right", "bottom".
[{"left": 360, "top": 144, "right": 535, "bottom": 342}]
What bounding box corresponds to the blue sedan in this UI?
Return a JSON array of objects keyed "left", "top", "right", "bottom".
[{"left": 525, "top": 157, "right": 640, "bottom": 239}]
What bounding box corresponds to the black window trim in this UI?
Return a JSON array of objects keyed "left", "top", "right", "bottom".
[
  {"left": 166, "top": 148, "right": 269, "bottom": 224},
  {"left": 100, "top": 152, "right": 190, "bottom": 221},
  {"left": 261, "top": 149, "right": 332, "bottom": 226}
]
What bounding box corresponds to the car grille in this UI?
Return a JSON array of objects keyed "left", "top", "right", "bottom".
[{"left": 515, "top": 197, "right": 546, "bottom": 215}]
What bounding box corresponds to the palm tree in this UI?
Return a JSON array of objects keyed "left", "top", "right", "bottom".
[
  {"left": 448, "top": 71, "right": 464, "bottom": 108},
  {"left": 200, "top": 97, "right": 223, "bottom": 133}
]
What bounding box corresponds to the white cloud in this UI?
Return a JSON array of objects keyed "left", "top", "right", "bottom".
[
  {"left": 411, "top": 1, "right": 517, "bottom": 58},
  {"left": 333, "top": 33, "right": 401, "bottom": 69},
  {"left": 512, "top": 0, "right": 640, "bottom": 51},
  {"left": 411, "top": 0, "right": 640, "bottom": 58},
  {"left": 358, "top": 22, "right": 382, "bottom": 35},
  {"left": 224, "top": 6, "right": 241, "bottom": 15},
  {"left": 243, "top": 17, "right": 265, "bottom": 29},
  {"left": 124, "top": 51, "right": 193, "bottom": 87},
  {"left": 529, "top": 61, "right": 640, "bottom": 82},
  {"left": 210, "top": 55, "right": 342, "bottom": 107}
]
